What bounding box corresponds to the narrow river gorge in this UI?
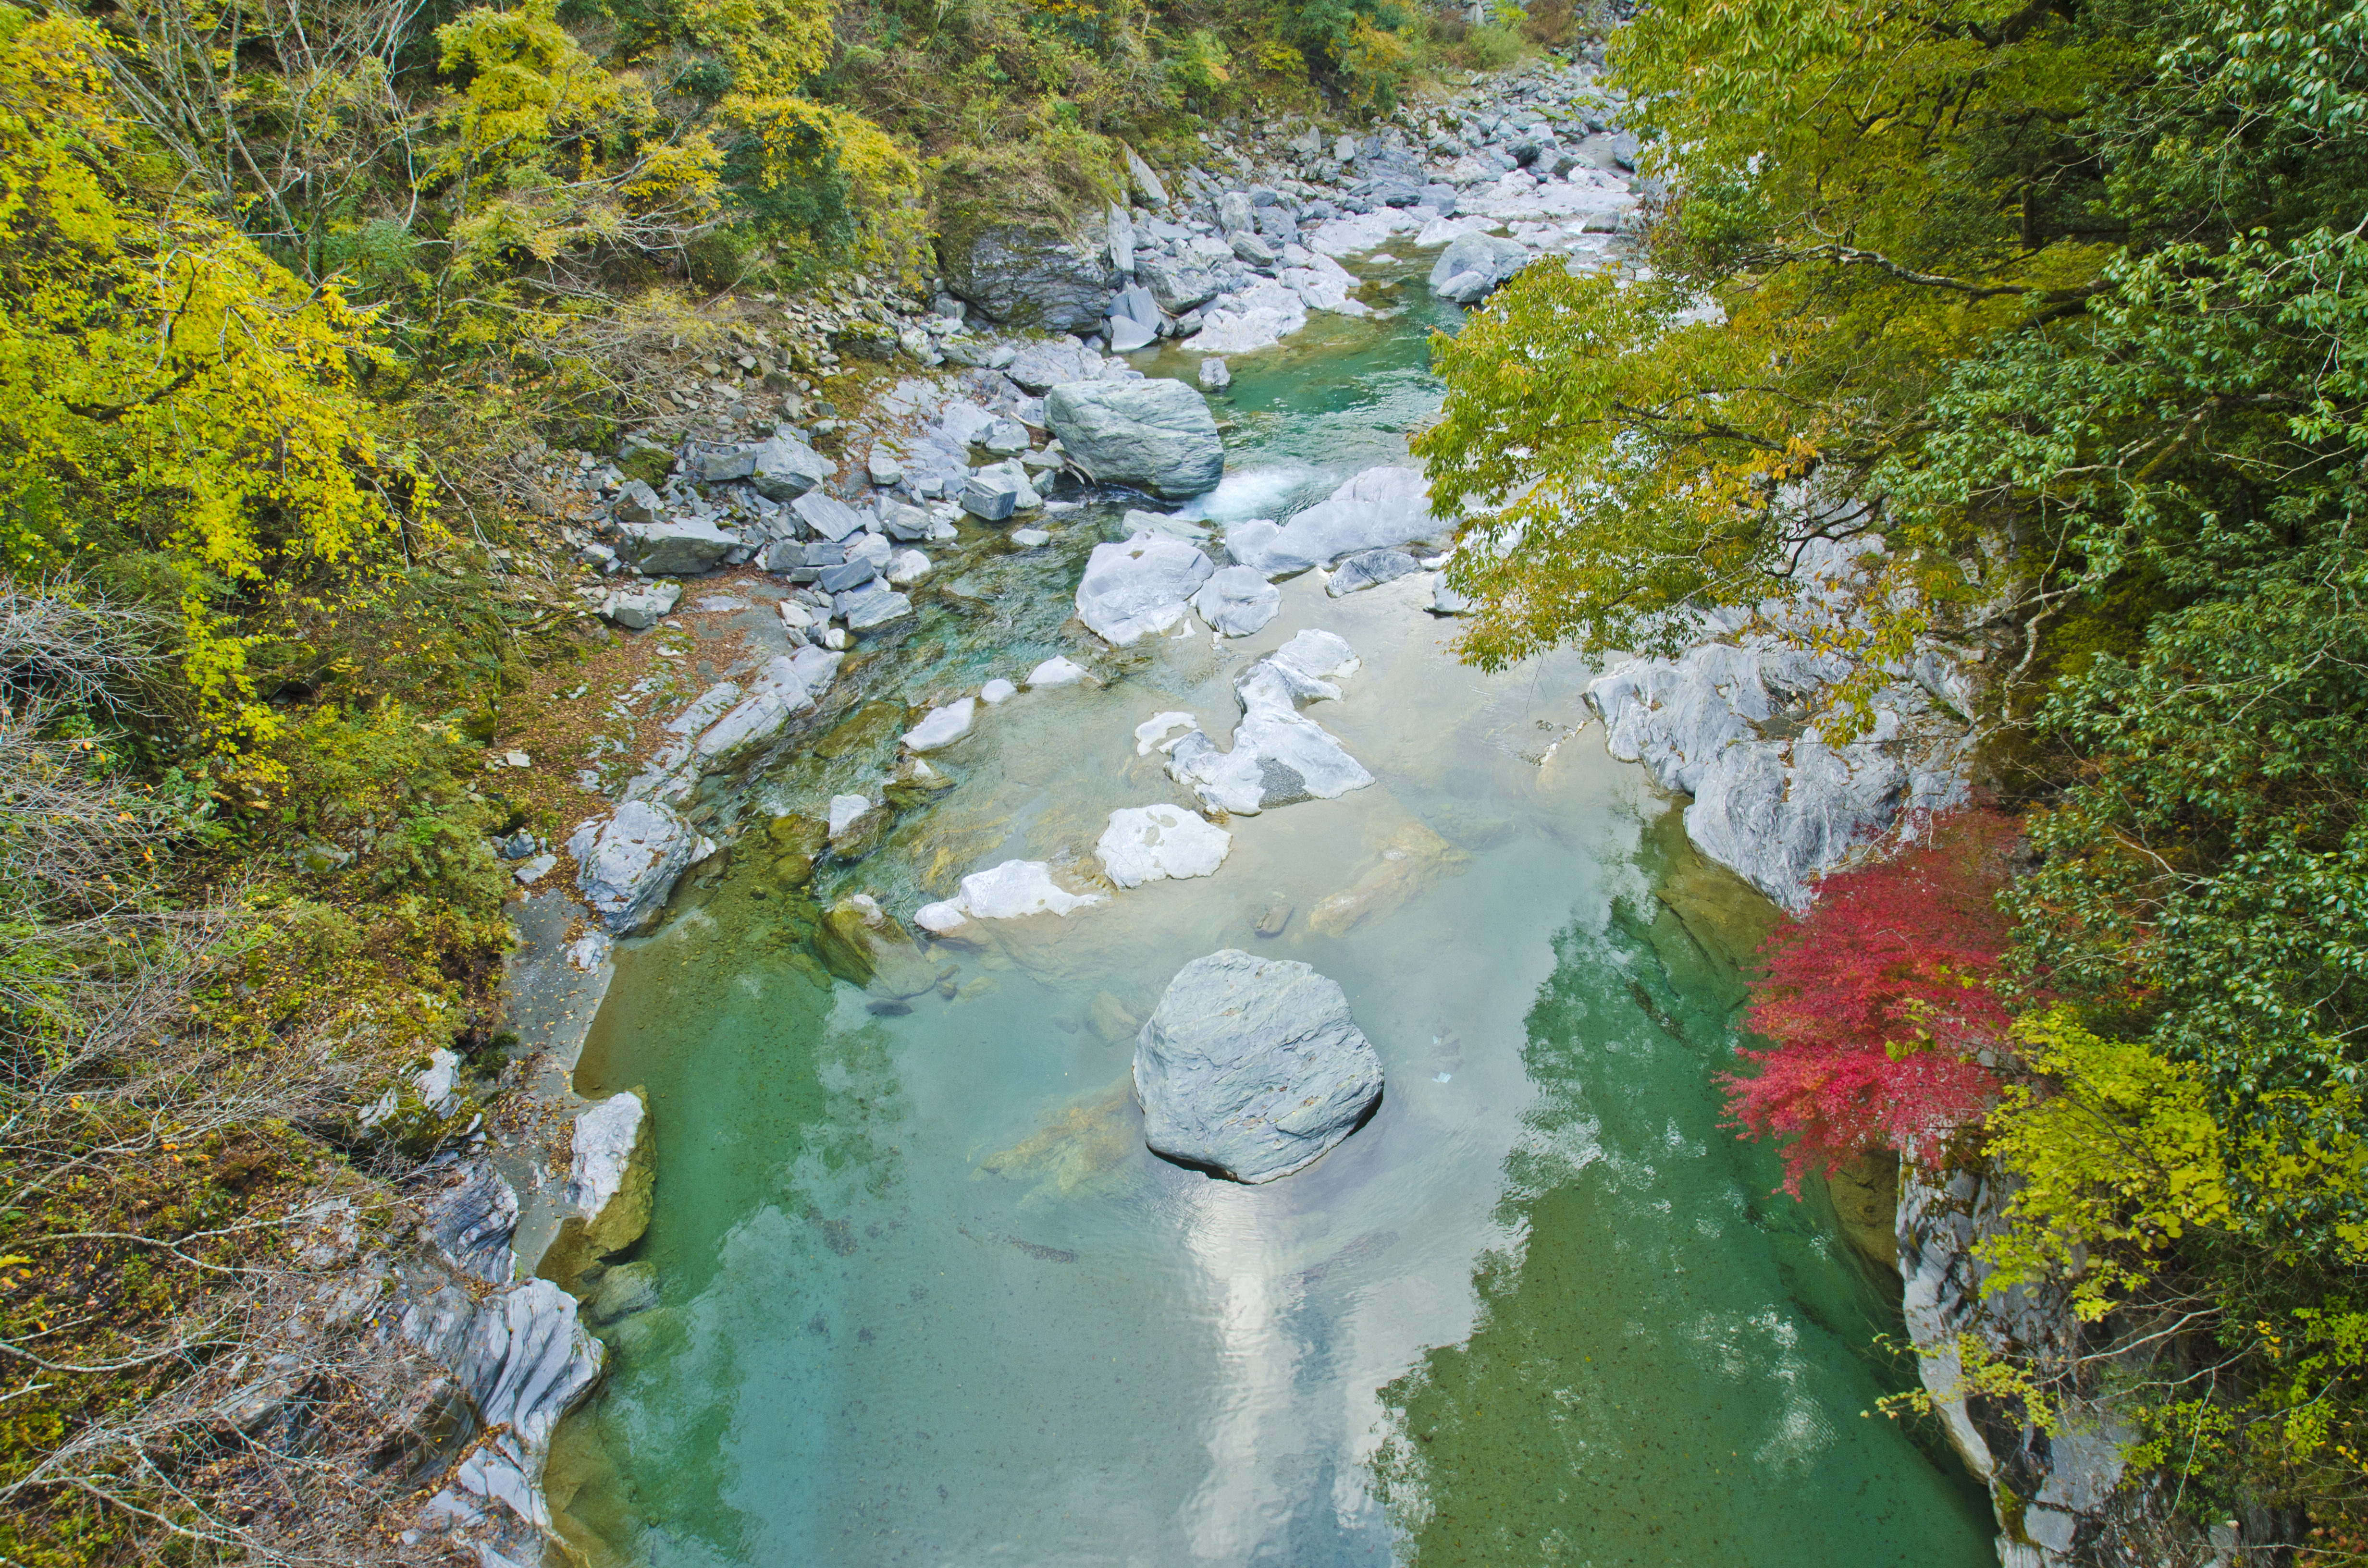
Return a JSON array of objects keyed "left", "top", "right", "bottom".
[{"left": 542, "top": 257, "right": 1999, "bottom": 1566}]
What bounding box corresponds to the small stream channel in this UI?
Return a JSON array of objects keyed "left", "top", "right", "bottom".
[{"left": 543, "top": 255, "right": 1998, "bottom": 1566}]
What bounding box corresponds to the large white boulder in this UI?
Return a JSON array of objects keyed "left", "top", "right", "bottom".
[{"left": 568, "top": 801, "right": 713, "bottom": 934}]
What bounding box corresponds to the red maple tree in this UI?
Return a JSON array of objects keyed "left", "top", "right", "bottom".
[{"left": 1723, "top": 809, "right": 2022, "bottom": 1191}]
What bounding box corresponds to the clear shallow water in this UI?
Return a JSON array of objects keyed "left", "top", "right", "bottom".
[{"left": 545, "top": 269, "right": 1997, "bottom": 1567}]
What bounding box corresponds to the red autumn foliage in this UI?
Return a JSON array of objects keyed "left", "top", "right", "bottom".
[{"left": 1723, "top": 809, "right": 2022, "bottom": 1191}]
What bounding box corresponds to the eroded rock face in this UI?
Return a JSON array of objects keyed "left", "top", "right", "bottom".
[
  {"left": 1075, "top": 532, "right": 1216, "bottom": 646},
  {"left": 1133, "top": 949, "right": 1384, "bottom": 1183},
  {"left": 567, "top": 801, "right": 713, "bottom": 934},
  {"left": 943, "top": 222, "right": 1112, "bottom": 332},
  {"left": 1045, "top": 380, "right": 1223, "bottom": 499},
  {"left": 1224, "top": 466, "right": 1440, "bottom": 576}
]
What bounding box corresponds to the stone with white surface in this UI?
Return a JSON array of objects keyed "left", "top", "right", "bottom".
[
  {"left": 1029, "top": 655, "right": 1091, "bottom": 687},
  {"left": 567, "top": 1090, "right": 653, "bottom": 1255},
  {"left": 1133, "top": 949, "right": 1383, "bottom": 1183},
  {"left": 1097, "top": 804, "right": 1232, "bottom": 888},
  {"left": 1427, "top": 233, "right": 1531, "bottom": 304},
  {"left": 886, "top": 549, "right": 932, "bottom": 586},
  {"left": 1166, "top": 632, "right": 1372, "bottom": 814},
  {"left": 902, "top": 698, "right": 976, "bottom": 752},
  {"left": 567, "top": 801, "right": 713, "bottom": 934},
  {"left": 1191, "top": 564, "right": 1283, "bottom": 636},
  {"left": 926, "top": 860, "right": 1110, "bottom": 928},
  {"left": 980, "top": 678, "right": 1017, "bottom": 704},
  {"left": 1188, "top": 281, "right": 1309, "bottom": 355},
  {"left": 1224, "top": 466, "right": 1440, "bottom": 576},
  {"left": 1075, "top": 532, "right": 1217, "bottom": 646}
]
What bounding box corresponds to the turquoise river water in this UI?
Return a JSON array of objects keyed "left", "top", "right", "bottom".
[{"left": 544, "top": 256, "right": 2001, "bottom": 1567}]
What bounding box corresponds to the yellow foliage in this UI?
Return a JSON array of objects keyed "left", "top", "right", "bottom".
[
  {"left": 0, "top": 4, "right": 430, "bottom": 758},
  {"left": 686, "top": 0, "right": 837, "bottom": 93},
  {"left": 723, "top": 93, "right": 928, "bottom": 278}
]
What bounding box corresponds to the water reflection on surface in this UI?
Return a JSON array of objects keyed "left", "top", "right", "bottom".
[{"left": 543, "top": 268, "right": 1996, "bottom": 1566}]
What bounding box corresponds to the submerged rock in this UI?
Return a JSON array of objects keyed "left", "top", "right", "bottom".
[
  {"left": 1326, "top": 547, "right": 1422, "bottom": 596},
  {"left": 1075, "top": 532, "right": 1216, "bottom": 646},
  {"left": 1045, "top": 380, "right": 1223, "bottom": 499},
  {"left": 1097, "top": 804, "right": 1232, "bottom": 888},
  {"left": 1133, "top": 949, "right": 1384, "bottom": 1183}
]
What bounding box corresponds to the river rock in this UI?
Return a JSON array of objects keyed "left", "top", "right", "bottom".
[
  {"left": 599, "top": 580, "right": 681, "bottom": 630},
  {"left": 693, "top": 654, "right": 816, "bottom": 769},
  {"left": 903, "top": 697, "right": 976, "bottom": 752},
  {"left": 568, "top": 1090, "right": 654, "bottom": 1256},
  {"left": 1097, "top": 804, "right": 1232, "bottom": 888},
  {"left": 980, "top": 678, "right": 1017, "bottom": 704},
  {"left": 1326, "top": 547, "right": 1422, "bottom": 596},
  {"left": 749, "top": 434, "right": 834, "bottom": 501},
  {"left": 617, "top": 518, "right": 736, "bottom": 576},
  {"left": 1141, "top": 256, "right": 1222, "bottom": 316},
  {"left": 961, "top": 466, "right": 1028, "bottom": 520},
  {"left": 1045, "top": 380, "right": 1223, "bottom": 498},
  {"left": 815, "top": 894, "right": 940, "bottom": 998},
  {"left": 836, "top": 584, "right": 915, "bottom": 631},
  {"left": 1427, "top": 233, "right": 1531, "bottom": 304},
  {"left": 1075, "top": 532, "right": 1217, "bottom": 645},
  {"left": 916, "top": 860, "right": 1110, "bottom": 934},
  {"left": 568, "top": 800, "right": 713, "bottom": 934},
  {"left": 1167, "top": 632, "right": 1372, "bottom": 814},
  {"left": 1029, "top": 655, "right": 1091, "bottom": 687},
  {"left": 1133, "top": 949, "right": 1384, "bottom": 1183},
  {"left": 1198, "top": 356, "right": 1231, "bottom": 392},
  {"left": 1190, "top": 564, "right": 1283, "bottom": 636},
  {"left": 1224, "top": 466, "right": 1440, "bottom": 576},
  {"left": 1005, "top": 343, "right": 1102, "bottom": 394},
  {"left": 1190, "top": 281, "right": 1308, "bottom": 355}
]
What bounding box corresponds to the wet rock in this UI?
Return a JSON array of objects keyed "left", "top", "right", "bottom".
[
  {"left": 980, "top": 678, "right": 1018, "bottom": 704},
  {"left": 586, "top": 1260, "right": 659, "bottom": 1326},
  {"left": 1028, "top": 655, "right": 1091, "bottom": 687},
  {"left": 568, "top": 1090, "right": 654, "bottom": 1256},
  {"left": 1045, "top": 380, "right": 1223, "bottom": 499},
  {"left": 836, "top": 584, "right": 916, "bottom": 632},
  {"left": 1254, "top": 901, "right": 1293, "bottom": 937},
  {"left": 1191, "top": 564, "right": 1283, "bottom": 636},
  {"left": 917, "top": 860, "right": 1109, "bottom": 930},
  {"left": 1075, "top": 532, "right": 1217, "bottom": 646},
  {"left": 1198, "top": 356, "right": 1232, "bottom": 392},
  {"left": 1097, "top": 804, "right": 1232, "bottom": 888},
  {"left": 1167, "top": 632, "right": 1373, "bottom": 814},
  {"left": 1224, "top": 466, "right": 1440, "bottom": 576},
  {"left": 568, "top": 801, "right": 714, "bottom": 934},
  {"left": 1133, "top": 949, "right": 1384, "bottom": 1183},
  {"left": 816, "top": 894, "right": 940, "bottom": 997},
  {"left": 1325, "top": 547, "right": 1422, "bottom": 596},
  {"left": 617, "top": 518, "right": 736, "bottom": 576}
]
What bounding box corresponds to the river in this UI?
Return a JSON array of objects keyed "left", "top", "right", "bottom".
[{"left": 543, "top": 252, "right": 1999, "bottom": 1566}]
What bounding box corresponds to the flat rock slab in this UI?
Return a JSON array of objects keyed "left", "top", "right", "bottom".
[
  {"left": 1097, "top": 804, "right": 1232, "bottom": 888},
  {"left": 1133, "top": 949, "right": 1384, "bottom": 1183},
  {"left": 1192, "top": 564, "right": 1283, "bottom": 636},
  {"left": 916, "top": 859, "right": 1110, "bottom": 933}
]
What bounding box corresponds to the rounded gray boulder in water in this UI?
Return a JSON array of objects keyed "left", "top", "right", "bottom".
[{"left": 1134, "top": 949, "right": 1384, "bottom": 1183}]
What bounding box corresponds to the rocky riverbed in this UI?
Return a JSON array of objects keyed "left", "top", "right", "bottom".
[{"left": 314, "top": 51, "right": 2037, "bottom": 1568}]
